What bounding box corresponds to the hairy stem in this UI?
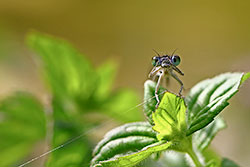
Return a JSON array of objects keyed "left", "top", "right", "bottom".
[{"left": 187, "top": 148, "right": 202, "bottom": 167}]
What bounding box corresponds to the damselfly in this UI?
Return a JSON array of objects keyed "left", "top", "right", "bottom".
[{"left": 148, "top": 50, "right": 184, "bottom": 107}]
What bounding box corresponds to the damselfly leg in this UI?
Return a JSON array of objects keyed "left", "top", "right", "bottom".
[{"left": 149, "top": 51, "right": 184, "bottom": 108}]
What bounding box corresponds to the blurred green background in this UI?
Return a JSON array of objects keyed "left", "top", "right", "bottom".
[{"left": 0, "top": 0, "right": 250, "bottom": 166}]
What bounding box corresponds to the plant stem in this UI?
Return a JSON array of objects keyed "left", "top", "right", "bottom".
[{"left": 187, "top": 148, "right": 202, "bottom": 167}]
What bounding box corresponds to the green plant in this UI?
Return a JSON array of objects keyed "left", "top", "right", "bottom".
[
  {"left": 0, "top": 31, "right": 249, "bottom": 167},
  {"left": 0, "top": 32, "right": 143, "bottom": 167},
  {"left": 91, "top": 73, "right": 250, "bottom": 167}
]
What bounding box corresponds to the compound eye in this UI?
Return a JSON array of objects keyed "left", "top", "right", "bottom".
[
  {"left": 171, "top": 55, "right": 181, "bottom": 66},
  {"left": 152, "top": 57, "right": 158, "bottom": 66}
]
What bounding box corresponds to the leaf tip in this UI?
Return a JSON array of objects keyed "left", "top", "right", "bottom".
[{"left": 241, "top": 72, "right": 250, "bottom": 85}]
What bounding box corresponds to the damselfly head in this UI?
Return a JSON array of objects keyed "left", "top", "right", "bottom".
[
  {"left": 150, "top": 50, "right": 184, "bottom": 77},
  {"left": 151, "top": 54, "right": 181, "bottom": 68}
]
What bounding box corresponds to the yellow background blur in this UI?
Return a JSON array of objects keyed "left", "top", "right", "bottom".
[{"left": 0, "top": 0, "right": 250, "bottom": 166}]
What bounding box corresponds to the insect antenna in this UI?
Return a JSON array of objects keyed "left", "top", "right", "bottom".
[
  {"left": 171, "top": 48, "right": 178, "bottom": 56},
  {"left": 152, "top": 49, "right": 161, "bottom": 56}
]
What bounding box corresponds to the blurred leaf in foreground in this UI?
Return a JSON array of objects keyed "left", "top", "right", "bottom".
[
  {"left": 27, "top": 32, "right": 142, "bottom": 122},
  {"left": 27, "top": 32, "right": 142, "bottom": 167},
  {"left": 27, "top": 32, "right": 96, "bottom": 101},
  {"left": 0, "top": 92, "right": 46, "bottom": 166},
  {"left": 46, "top": 98, "right": 92, "bottom": 167}
]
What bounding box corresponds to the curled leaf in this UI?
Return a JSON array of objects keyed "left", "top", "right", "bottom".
[
  {"left": 94, "top": 141, "right": 172, "bottom": 167},
  {"left": 91, "top": 122, "right": 158, "bottom": 167},
  {"left": 185, "top": 72, "right": 250, "bottom": 136}
]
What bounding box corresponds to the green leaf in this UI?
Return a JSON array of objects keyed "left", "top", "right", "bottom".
[
  {"left": 46, "top": 125, "right": 91, "bottom": 167},
  {"left": 191, "top": 117, "right": 226, "bottom": 166},
  {"left": 193, "top": 116, "right": 226, "bottom": 151},
  {"left": 27, "top": 32, "right": 97, "bottom": 103},
  {"left": 95, "top": 61, "right": 117, "bottom": 99},
  {"left": 144, "top": 80, "right": 165, "bottom": 125},
  {"left": 241, "top": 72, "right": 250, "bottom": 84},
  {"left": 91, "top": 122, "right": 158, "bottom": 167},
  {"left": 94, "top": 141, "right": 172, "bottom": 167},
  {"left": 94, "top": 61, "right": 142, "bottom": 122},
  {"left": 46, "top": 99, "right": 92, "bottom": 167},
  {"left": 46, "top": 128, "right": 91, "bottom": 167},
  {"left": 0, "top": 92, "right": 46, "bottom": 166},
  {"left": 27, "top": 32, "right": 141, "bottom": 122},
  {"left": 185, "top": 72, "right": 250, "bottom": 136},
  {"left": 102, "top": 89, "right": 142, "bottom": 122},
  {"left": 152, "top": 92, "right": 187, "bottom": 141},
  {"left": 221, "top": 158, "right": 239, "bottom": 167}
]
